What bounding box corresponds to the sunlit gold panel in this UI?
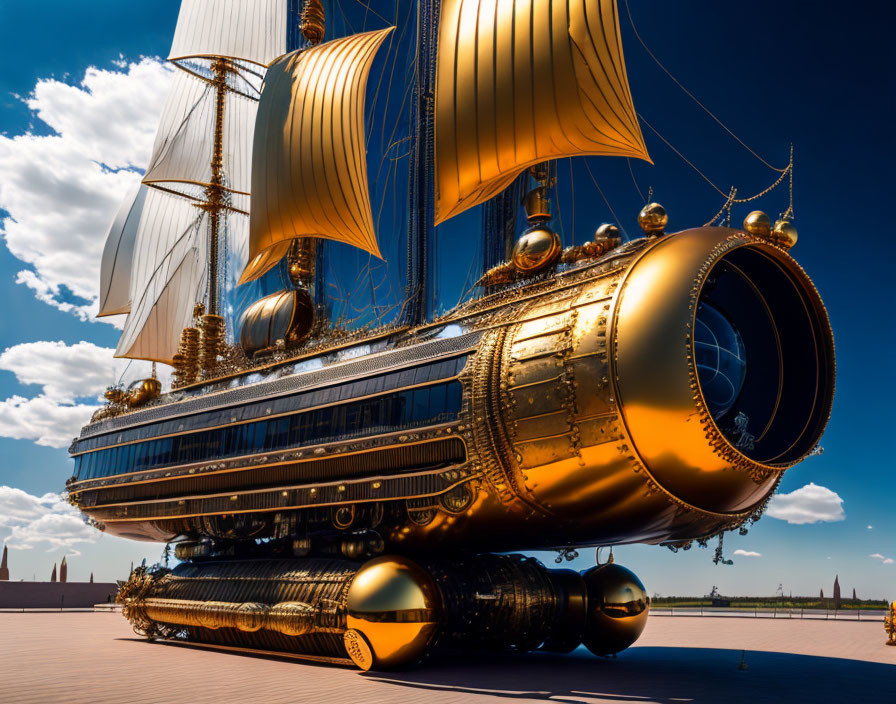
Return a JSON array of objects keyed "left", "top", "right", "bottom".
[{"left": 434, "top": 0, "right": 650, "bottom": 224}]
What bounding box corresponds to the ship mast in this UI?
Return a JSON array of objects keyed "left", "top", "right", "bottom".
[
  {"left": 205, "top": 59, "right": 228, "bottom": 319},
  {"left": 404, "top": 0, "right": 440, "bottom": 325},
  {"left": 102, "top": 0, "right": 287, "bottom": 372}
]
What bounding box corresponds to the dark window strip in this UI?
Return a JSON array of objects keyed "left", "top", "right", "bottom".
[
  {"left": 74, "top": 382, "right": 463, "bottom": 481},
  {"left": 74, "top": 355, "right": 467, "bottom": 453}
]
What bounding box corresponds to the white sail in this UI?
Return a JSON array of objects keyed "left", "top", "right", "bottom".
[
  {"left": 169, "top": 0, "right": 287, "bottom": 68},
  {"left": 115, "top": 190, "right": 207, "bottom": 363},
  {"left": 143, "top": 70, "right": 257, "bottom": 198},
  {"left": 98, "top": 183, "right": 147, "bottom": 317},
  {"left": 114, "top": 1, "right": 281, "bottom": 363}
]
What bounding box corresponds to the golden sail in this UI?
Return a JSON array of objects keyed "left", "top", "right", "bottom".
[
  {"left": 240, "top": 27, "right": 394, "bottom": 285},
  {"left": 434, "top": 0, "right": 651, "bottom": 224}
]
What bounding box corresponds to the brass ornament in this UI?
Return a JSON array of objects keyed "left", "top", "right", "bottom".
[
  {"left": 595, "top": 223, "right": 622, "bottom": 246},
  {"left": 300, "top": 0, "right": 325, "bottom": 46},
  {"left": 561, "top": 223, "right": 623, "bottom": 264},
  {"left": 173, "top": 325, "right": 200, "bottom": 387},
  {"left": 476, "top": 260, "right": 517, "bottom": 287},
  {"left": 512, "top": 227, "right": 562, "bottom": 274},
  {"left": 771, "top": 218, "right": 798, "bottom": 249},
  {"left": 200, "top": 314, "right": 225, "bottom": 374},
  {"left": 344, "top": 629, "right": 375, "bottom": 670},
  {"left": 637, "top": 202, "right": 668, "bottom": 236},
  {"left": 885, "top": 602, "right": 896, "bottom": 646},
  {"left": 742, "top": 210, "right": 772, "bottom": 238}
]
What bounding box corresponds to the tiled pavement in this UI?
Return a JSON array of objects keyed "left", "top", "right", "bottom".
[{"left": 0, "top": 612, "right": 892, "bottom": 704}]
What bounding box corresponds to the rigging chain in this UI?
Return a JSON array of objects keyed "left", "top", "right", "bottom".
[{"left": 639, "top": 113, "right": 794, "bottom": 225}]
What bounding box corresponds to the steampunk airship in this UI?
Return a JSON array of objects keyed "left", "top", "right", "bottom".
[{"left": 67, "top": 0, "right": 834, "bottom": 670}]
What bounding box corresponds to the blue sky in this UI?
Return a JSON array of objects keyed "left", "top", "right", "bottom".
[{"left": 0, "top": 1, "right": 893, "bottom": 597}]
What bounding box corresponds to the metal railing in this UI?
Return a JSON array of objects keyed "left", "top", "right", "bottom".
[{"left": 651, "top": 606, "right": 888, "bottom": 620}]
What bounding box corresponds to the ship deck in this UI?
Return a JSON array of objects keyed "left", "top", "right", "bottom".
[{"left": 1, "top": 612, "right": 891, "bottom": 703}]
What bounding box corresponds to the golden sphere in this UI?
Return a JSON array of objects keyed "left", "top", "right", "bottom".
[
  {"left": 140, "top": 377, "right": 162, "bottom": 397},
  {"left": 346, "top": 556, "right": 441, "bottom": 669},
  {"left": 742, "top": 210, "right": 771, "bottom": 238},
  {"left": 581, "top": 563, "right": 649, "bottom": 656},
  {"left": 772, "top": 218, "right": 798, "bottom": 249},
  {"left": 595, "top": 223, "right": 622, "bottom": 246},
  {"left": 512, "top": 227, "right": 562, "bottom": 273},
  {"left": 637, "top": 202, "right": 668, "bottom": 236}
]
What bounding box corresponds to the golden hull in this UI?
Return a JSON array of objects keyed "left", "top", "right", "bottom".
[{"left": 71, "top": 227, "right": 833, "bottom": 553}]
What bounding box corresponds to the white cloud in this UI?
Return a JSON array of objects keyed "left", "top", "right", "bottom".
[
  {"left": 0, "top": 340, "right": 123, "bottom": 402},
  {"left": 0, "top": 58, "right": 172, "bottom": 318},
  {"left": 765, "top": 483, "right": 845, "bottom": 525},
  {"left": 0, "top": 485, "right": 99, "bottom": 551},
  {"left": 733, "top": 549, "right": 762, "bottom": 558},
  {"left": 867, "top": 525, "right": 873, "bottom": 530},
  {"left": 0, "top": 395, "right": 98, "bottom": 448},
  {"left": 0, "top": 340, "right": 171, "bottom": 448},
  {"left": 870, "top": 553, "right": 894, "bottom": 565}
]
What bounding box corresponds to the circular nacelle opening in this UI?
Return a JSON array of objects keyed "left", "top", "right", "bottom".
[{"left": 694, "top": 246, "right": 834, "bottom": 466}]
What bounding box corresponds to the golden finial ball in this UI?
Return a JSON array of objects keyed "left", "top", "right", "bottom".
[
  {"left": 637, "top": 202, "right": 668, "bottom": 236},
  {"left": 595, "top": 223, "right": 622, "bottom": 246},
  {"left": 581, "top": 562, "right": 650, "bottom": 656},
  {"left": 772, "top": 218, "right": 798, "bottom": 249},
  {"left": 512, "top": 227, "right": 562, "bottom": 274},
  {"left": 742, "top": 210, "right": 771, "bottom": 238}
]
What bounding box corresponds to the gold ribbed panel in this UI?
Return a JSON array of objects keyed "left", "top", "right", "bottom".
[
  {"left": 240, "top": 28, "right": 394, "bottom": 285},
  {"left": 434, "top": 0, "right": 650, "bottom": 224}
]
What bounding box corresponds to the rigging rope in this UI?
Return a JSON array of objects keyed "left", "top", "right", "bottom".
[
  {"left": 627, "top": 158, "right": 645, "bottom": 203},
  {"left": 583, "top": 159, "right": 628, "bottom": 238},
  {"left": 623, "top": 0, "right": 786, "bottom": 173}
]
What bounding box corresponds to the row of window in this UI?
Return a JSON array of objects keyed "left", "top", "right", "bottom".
[
  {"left": 76, "top": 355, "right": 468, "bottom": 453},
  {"left": 74, "top": 381, "right": 463, "bottom": 481}
]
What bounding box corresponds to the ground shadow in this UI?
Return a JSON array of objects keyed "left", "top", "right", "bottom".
[{"left": 361, "top": 646, "right": 893, "bottom": 704}]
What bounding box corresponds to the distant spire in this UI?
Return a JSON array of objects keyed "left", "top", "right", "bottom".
[
  {"left": 852, "top": 587, "right": 857, "bottom": 601},
  {"left": 0, "top": 544, "right": 9, "bottom": 581},
  {"left": 833, "top": 575, "right": 841, "bottom": 609},
  {"left": 60, "top": 556, "right": 68, "bottom": 583},
  {"left": 90, "top": 572, "right": 94, "bottom": 583},
  {"left": 819, "top": 588, "right": 824, "bottom": 599},
  {"left": 50, "top": 563, "right": 57, "bottom": 582}
]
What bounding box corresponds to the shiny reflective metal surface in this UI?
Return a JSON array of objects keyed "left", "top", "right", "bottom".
[
  {"left": 346, "top": 556, "right": 440, "bottom": 669},
  {"left": 512, "top": 227, "right": 562, "bottom": 273},
  {"left": 743, "top": 210, "right": 772, "bottom": 238},
  {"left": 582, "top": 562, "right": 649, "bottom": 655}
]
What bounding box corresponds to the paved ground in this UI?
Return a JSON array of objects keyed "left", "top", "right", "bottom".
[{"left": 0, "top": 612, "right": 893, "bottom": 704}]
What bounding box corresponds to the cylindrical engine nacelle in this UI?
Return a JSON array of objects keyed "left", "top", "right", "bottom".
[
  {"left": 120, "top": 554, "right": 650, "bottom": 670},
  {"left": 436, "top": 227, "right": 834, "bottom": 548}
]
